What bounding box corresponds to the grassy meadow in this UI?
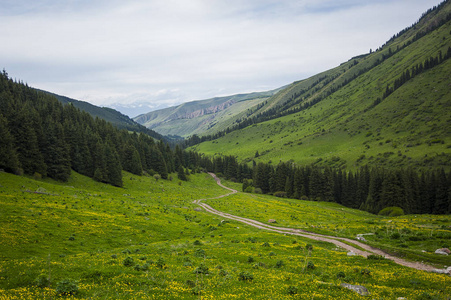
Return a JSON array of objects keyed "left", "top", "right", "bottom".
[{"left": 0, "top": 171, "right": 450, "bottom": 299}]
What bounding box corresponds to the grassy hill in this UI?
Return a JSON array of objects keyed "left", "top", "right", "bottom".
[
  {"left": 133, "top": 89, "right": 282, "bottom": 138},
  {"left": 1, "top": 170, "right": 450, "bottom": 299},
  {"left": 192, "top": 2, "right": 451, "bottom": 171}
]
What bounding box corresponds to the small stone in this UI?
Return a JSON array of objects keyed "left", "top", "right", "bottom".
[
  {"left": 194, "top": 207, "right": 202, "bottom": 212},
  {"left": 347, "top": 251, "right": 356, "bottom": 256},
  {"left": 356, "top": 236, "right": 367, "bottom": 242},
  {"left": 435, "top": 249, "right": 449, "bottom": 255},
  {"left": 340, "top": 283, "right": 370, "bottom": 296},
  {"left": 268, "top": 219, "right": 277, "bottom": 223}
]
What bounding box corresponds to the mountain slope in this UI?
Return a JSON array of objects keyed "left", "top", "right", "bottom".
[
  {"left": 192, "top": 1, "right": 451, "bottom": 170},
  {"left": 42, "top": 91, "right": 163, "bottom": 140},
  {"left": 133, "top": 89, "right": 282, "bottom": 137}
]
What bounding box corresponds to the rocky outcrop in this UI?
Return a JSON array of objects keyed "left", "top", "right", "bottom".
[{"left": 340, "top": 283, "right": 370, "bottom": 296}]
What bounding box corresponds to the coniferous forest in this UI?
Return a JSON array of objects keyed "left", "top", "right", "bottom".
[{"left": 1, "top": 70, "right": 450, "bottom": 215}]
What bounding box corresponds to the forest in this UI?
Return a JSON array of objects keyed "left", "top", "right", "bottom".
[{"left": 0, "top": 71, "right": 449, "bottom": 216}]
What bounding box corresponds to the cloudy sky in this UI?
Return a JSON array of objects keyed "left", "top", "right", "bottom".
[{"left": 1, "top": 0, "right": 442, "bottom": 116}]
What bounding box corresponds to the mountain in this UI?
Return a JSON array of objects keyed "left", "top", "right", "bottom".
[
  {"left": 191, "top": 1, "right": 451, "bottom": 171},
  {"left": 133, "top": 89, "right": 283, "bottom": 138},
  {"left": 41, "top": 91, "right": 163, "bottom": 140},
  {"left": 108, "top": 101, "right": 173, "bottom": 119}
]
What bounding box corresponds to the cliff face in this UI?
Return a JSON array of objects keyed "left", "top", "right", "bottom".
[{"left": 176, "top": 100, "right": 236, "bottom": 120}]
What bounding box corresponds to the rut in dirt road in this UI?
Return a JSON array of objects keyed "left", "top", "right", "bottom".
[{"left": 193, "top": 173, "right": 448, "bottom": 274}]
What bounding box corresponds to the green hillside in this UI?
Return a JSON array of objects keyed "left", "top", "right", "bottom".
[
  {"left": 42, "top": 90, "right": 163, "bottom": 140},
  {"left": 133, "top": 89, "right": 282, "bottom": 138},
  {"left": 1, "top": 170, "right": 450, "bottom": 299},
  {"left": 192, "top": 2, "right": 451, "bottom": 171}
]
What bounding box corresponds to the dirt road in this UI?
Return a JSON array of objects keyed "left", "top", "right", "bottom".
[{"left": 193, "top": 173, "right": 446, "bottom": 274}]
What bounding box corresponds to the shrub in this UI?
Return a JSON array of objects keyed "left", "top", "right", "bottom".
[
  {"left": 287, "top": 286, "right": 298, "bottom": 295},
  {"left": 193, "top": 240, "right": 202, "bottom": 246},
  {"left": 378, "top": 206, "right": 404, "bottom": 217},
  {"left": 55, "top": 279, "right": 78, "bottom": 296},
  {"left": 247, "top": 256, "right": 255, "bottom": 263},
  {"left": 123, "top": 256, "right": 134, "bottom": 267},
  {"left": 111, "top": 254, "right": 117, "bottom": 259},
  {"left": 390, "top": 232, "right": 401, "bottom": 239},
  {"left": 193, "top": 263, "right": 209, "bottom": 274},
  {"left": 244, "top": 186, "right": 254, "bottom": 193},
  {"left": 156, "top": 257, "right": 166, "bottom": 269},
  {"left": 274, "top": 191, "right": 287, "bottom": 198},
  {"left": 367, "top": 254, "right": 385, "bottom": 260},
  {"left": 262, "top": 242, "right": 270, "bottom": 247},
  {"left": 34, "top": 274, "right": 49, "bottom": 288},
  {"left": 194, "top": 248, "right": 206, "bottom": 258},
  {"left": 254, "top": 188, "right": 262, "bottom": 194},
  {"left": 238, "top": 271, "right": 254, "bottom": 281},
  {"left": 336, "top": 271, "right": 346, "bottom": 279},
  {"left": 307, "top": 261, "right": 315, "bottom": 269},
  {"left": 305, "top": 244, "right": 313, "bottom": 251},
  {"left": 275, "top": 260, "right": 284, "bottom": 268}
]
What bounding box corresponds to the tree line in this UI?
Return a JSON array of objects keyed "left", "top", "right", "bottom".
[
  {"left": 0, "top": 71, "right": 248, "bottom": 186},
  {"left": 247, "top": 162, "right": 451, "bottom": 215},
  {"left": 1, "top": 71, "right": 449, "bottom": 215}
]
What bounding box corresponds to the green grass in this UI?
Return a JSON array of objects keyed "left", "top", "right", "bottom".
[
  {"left": 1, "top": 171, "right": 450, "bottom": 299},
  {"left": 192, "top": 18, "right": 451, "bottom": 171}
]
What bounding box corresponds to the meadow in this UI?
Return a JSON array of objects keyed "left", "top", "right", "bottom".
[{"left": 0, "top": 171, "right": 450, "bottom": 299}]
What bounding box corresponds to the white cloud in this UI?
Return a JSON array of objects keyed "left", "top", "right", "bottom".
[{"left": 1, "top": 0, "right": 443, "bottom": 114}]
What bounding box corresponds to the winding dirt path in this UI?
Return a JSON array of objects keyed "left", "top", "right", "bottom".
[{"left": 193, "top": 173, "right": 446, "bottom": 274}]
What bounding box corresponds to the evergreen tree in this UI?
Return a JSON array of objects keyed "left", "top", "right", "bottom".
[
  {"left": 0, "top": 114, "right": 19, "bottom": 173},
  {"left": 105, "top": 143, "right": 123, "bottom": 187},
  {"left": 177, "top": 165, "right": 188, "bottom": 181}
]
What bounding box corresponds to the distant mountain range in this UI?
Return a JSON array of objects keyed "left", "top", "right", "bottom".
[{"left": 133, "top": 89, "right": 284, "bottom": 138}]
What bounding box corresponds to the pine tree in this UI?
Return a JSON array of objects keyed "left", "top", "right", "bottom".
[
  {"left": 105, "top": 143, "right": 123, "bottom": 187},
  {"left": 0, "top": 114, "right": 19, "bottom": 173},
  {"left": 177, "top": 165, "right": 187, "bottom": 181}
]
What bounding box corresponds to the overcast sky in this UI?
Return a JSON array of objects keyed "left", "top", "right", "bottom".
[{"left": 1, "top": 0, "right": 442, "bottom": 116}]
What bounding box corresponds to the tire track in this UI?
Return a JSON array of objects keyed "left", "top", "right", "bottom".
[{"left": 193, "top": 173, "right": 443, "bottom": 273}]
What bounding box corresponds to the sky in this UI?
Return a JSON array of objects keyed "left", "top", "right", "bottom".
[{"left": 1, "top": 0, "right": 443, "bottom": 117}]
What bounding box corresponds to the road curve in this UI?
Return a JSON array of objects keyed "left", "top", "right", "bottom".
[{"left": 193, "top": 173, "right": 444, "bottom": 273}]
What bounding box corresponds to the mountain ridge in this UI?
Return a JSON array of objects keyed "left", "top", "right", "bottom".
[
  {"left": 190, "top": 0, "right": 451, "bottom": 171},
  {"left": 133, "top": 88, "right": 284, "bottom": 137}
]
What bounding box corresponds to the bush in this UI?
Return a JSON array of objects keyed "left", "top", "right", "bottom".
[
  {"left": 390, "top": 232, "right": 401, "bottom": 239},
  {"left": 194, "top": 248, "right": 206, "bottom": 258},
  {"left": 193, "top": 263, "right": 209, "bottom": 274},
  {"left": 274, "top": 191, "right": 287, "bottom": 198},
  {"left": 367, "top": 254, "right": 385, "bottom": 260},
  {"left": 123, "top": 256, "right": 134, "bottom": 267},
  {"left": 55, "top": 279, "right": 78, "bottom": 296},
  {"left": 336, "top": 271, "right": 346, "bottom": 279},
  {"left": 287, "top": 286, "right": 298, "bottom": 295},
  {"left": 156, "top": 257, "right": 166, "bottom": 269},
  {"left": 378, "top": 206, "right": 404, "bottom": 217},
  {"left": 244, "top": 186, "right": 254, "bottom": 193},
  {"left": 305, "top": 244, "right": 313, "bottom": 251},
  {"left": 247, "top": 256, "right": 255, "bottom": 263},
  {"left": 238, "top": 271, "right": 254, "bottom": 281},
  {"left": 34, "top": 274, "right": 49, "bottom": 288},
  {"left": 307, "top": 261, "right": 315, "bottom": 270},
  {"left": 275, "top": 260, "right": 284, "bottom": 268}
]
